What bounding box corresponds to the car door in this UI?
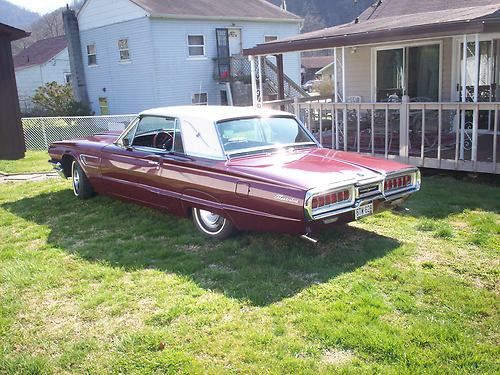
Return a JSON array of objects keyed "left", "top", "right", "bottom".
[
  {"left": 99, "top": 116, "right": 176, "bottom": 207},
  {"left": 153, "top": 118, "right": 194, "bottom": 213}
]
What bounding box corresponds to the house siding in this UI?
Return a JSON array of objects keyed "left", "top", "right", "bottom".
[
  {"left": 15, "top": 48, "right": 71, "bottom": 112},
  {"left": 78, "top": 0, "right": 147, "bottom": 31},
  {"left": 150, "top": 18, "right": 301, "bottom": 108},
  {"left": 345, "top": 46, "right": 372, "bottom": 102},
  {"left": 79, "top": 17, "right": 157, "bottom": 115}
]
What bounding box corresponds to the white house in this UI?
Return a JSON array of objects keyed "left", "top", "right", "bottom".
[
  {"left": 72, "top": 0, "right": 303, "bottom": 115},
  {"left": 13, "top": 35, "right": 71, "bottom": 113}
]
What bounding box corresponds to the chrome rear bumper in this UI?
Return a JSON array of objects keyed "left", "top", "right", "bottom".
[{"left": 309, "top": 186, "right": 419, "bottom": 222}]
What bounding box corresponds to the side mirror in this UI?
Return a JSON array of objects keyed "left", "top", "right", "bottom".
[{"left": 122, "top": 138, "right": 130, "bottom": 147}]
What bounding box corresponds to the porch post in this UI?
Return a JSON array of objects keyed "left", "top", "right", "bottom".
[
  {"left": 342, "top": 46, "right": 347, "bottom": 151},
  {"left": 472, "top": 33, "right": 480, "bottom": 164},
  {"left": 249, "top": 55, "right": 258, "bottom": 107},
  {"left": 276, "top": 54, "right": 285, "bottom": 101},
  {"left": 400, "top": 95, "right": 409, "bottom": 160},
  {"left": 460, "top": 35, "right": 467, "bottom": 159},
  {"left": 334, "top": 47, "right": 339, "bottom": 149},
  {"left": 341, "top": 46, "right": 346, "bottom": 102},
  {"left": 333, "top": 48, "right": 338, "bottom": 102},
  {"left": 257, "top": 55, "right": 263, "bottom": 107}
]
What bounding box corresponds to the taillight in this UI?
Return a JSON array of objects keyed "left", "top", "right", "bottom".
[
  {"left": 384, "top": 175, "right": 412, "bottom": 193},
  {"left": 311, "top": 189, "right": 351, "bottom": 211}
]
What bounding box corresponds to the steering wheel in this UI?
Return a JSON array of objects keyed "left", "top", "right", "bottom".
[{"left": 153, "top": 131, "right": 173, "bottom": 150}]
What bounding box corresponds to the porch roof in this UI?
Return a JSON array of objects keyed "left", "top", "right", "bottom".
[{"left": 243, "top": 4, "right": 500, "bottom": 56}]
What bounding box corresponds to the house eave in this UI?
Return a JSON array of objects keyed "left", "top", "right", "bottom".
[
  {"left": 244, "top": 19, "right": 500, "bottom": 56},
  {"left": 0, "top": 23, "right": 30, "bottom": 41},
  {"left": 148, "top": 13, "right": 303, "bottom": 24}
]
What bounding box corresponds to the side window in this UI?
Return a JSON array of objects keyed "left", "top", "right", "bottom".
[
  {"left": 187, "top": 35, "right": 205, "bottom": 57},
  {"left": 130, "top": 116, "right": 184, "bottom": 152},
  {"left": 264, "top": 35, "right": 278, "bottom": 43},
  {"left": 120, "top": 118, "right": 139, "bottom": 146},
  {"left": 87, "top": 44, "right": 97, "bottom": 65},
  {"left": 118, "top": 39, "right": 130, "bottom": 61}
]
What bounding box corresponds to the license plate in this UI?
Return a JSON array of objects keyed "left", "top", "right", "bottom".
[{"left": 355, "top": 203, "right": 373, "bottom": 220}]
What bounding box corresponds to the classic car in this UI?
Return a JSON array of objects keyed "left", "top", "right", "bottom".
[{"left": 48, "top": 106, "right": 421, "bottom": 241}]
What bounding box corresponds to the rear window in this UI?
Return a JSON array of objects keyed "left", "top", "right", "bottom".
[{"left": 216, "top": 116, "right": 314, "bottom": 154}]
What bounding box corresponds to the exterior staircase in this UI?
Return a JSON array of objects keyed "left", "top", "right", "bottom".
[{"left": 214, "top": 56, "right": 309, "bottom": 105}]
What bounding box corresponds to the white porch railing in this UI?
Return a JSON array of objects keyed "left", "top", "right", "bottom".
[
  {"left": 22, "top": 115, "right": 137, "bottom": 151},
  {"left": 264, "top": 98, "right": 500, "bottom": 174}
]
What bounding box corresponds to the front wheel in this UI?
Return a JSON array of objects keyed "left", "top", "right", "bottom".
[
  {"left": 71, "top": 160, "right": 94, "bottom": 199},
  {"left": 192, "top": 207, "right": 234, "bottom": 240}
]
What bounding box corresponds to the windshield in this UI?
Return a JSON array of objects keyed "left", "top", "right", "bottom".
[{"left": 216, "top": 116, "right": 316, "bottom": 156}]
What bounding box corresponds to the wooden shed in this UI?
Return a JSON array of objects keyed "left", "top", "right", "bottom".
[{"left": 0, "top": 23, "right": 29, "bottom": 160}]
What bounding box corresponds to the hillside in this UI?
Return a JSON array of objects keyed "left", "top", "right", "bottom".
[
  {"left": 267, "top": 0, "right": 375, "bottom": 32},
  {"left": 0, "top": 0, "right": 40, "bottom": 28}
]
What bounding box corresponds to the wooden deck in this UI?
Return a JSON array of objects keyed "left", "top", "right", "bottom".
[{"left": 264, "top": 98, "right": 500, "bottom": 174}]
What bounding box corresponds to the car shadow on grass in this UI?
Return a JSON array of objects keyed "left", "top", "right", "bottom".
[{"left": 3, "top": 190, "right": 401, "bottom": 306}]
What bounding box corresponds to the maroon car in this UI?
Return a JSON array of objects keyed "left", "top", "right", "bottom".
[{"left": 49, "top": 106, "right": 420, "bottom": 240}]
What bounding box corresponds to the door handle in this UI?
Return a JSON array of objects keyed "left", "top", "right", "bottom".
[{"left": 145, "top": 156, "right": 161, "bottom": 168}]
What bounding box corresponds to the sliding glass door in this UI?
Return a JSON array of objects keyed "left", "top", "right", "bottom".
[
  {"left": 376, "top": 44, "right": 440, "bottom": 102},
  {"left": 376, "top": 49, "right": 404, "bottom": 102}
]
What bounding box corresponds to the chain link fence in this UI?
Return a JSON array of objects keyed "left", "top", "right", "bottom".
[{"left": 22, "top": 115, "right": 137, "bottom": 151}]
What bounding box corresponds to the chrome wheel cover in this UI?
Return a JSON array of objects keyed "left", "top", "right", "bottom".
[
  {"left": 198, "top": 209, "right": 224, "bottom": 231},
  {"left": 72, "top": 163, "right": 80, "bottom": 196}
]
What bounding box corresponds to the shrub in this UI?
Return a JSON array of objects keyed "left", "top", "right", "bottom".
[{"left": 32, "top": 82, "right": 93, "bottom": 117}]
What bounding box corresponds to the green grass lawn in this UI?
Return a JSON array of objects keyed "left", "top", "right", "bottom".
[
  {"left": 0, "top": 175, "right": 498, "bottom": 374},
  {"left": 0, "top": 151, "right": 51, "bottom": 174}
]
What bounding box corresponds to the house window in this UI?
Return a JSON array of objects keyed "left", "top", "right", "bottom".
[
  {"left": 192, "top": 93, "right": 208, "bottom": 105},
  {"left": 375, "top": 44, "right": 440, "bottom": 102},
  {"left": 64, "top": 73, "right": 72, "bottom": 84},
  {"left": 99, "top": 97, "right": 109, "bottom": 115},
  {"left": 118, "top": 39, "right": 130, "bottom": 61},
  {"left": 87, "top": 44, "right": 97, "bottom": 66},
  {"left": 264, "top": 35, "right": 278, "bottom": 43},
  {"left": 188, "top": 35, "right": 205, "bottom": 57}
]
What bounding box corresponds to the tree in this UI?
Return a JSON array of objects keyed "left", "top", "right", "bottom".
[{"left": 32, "top": 82, "right": 92, "bottom": 116}]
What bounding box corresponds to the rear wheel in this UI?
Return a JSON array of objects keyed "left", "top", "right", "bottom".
[
  {"left": 71, "top": 160, "right": 94, "bottom": 199},
  {"left": 192, "top": 207, "right": 234, "bottom": 240}
]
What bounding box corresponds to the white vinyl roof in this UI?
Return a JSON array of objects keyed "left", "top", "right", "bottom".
[
  {"left": 140, "top": 105, "right": 293, "bottom": 122},
  {"left": 139, "top": 106, "right": 295, "bottom": 160}
]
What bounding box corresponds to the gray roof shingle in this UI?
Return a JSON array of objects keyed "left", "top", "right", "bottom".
[
  {"left": 359, "top": 0, "right": 500, "bottom": 21},
  {"left": 14, "top": 35, "right": 67, "bottom": 70},
  {"left": 129, "top": 0, "right": 301, "bottom": 21}
]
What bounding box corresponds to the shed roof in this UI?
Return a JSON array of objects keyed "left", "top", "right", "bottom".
[
  {"left": 301, "top": 56, "right": 334, "bottom": 70},
  {"left": 244, "top": 3, "right": 500, "bottom": 55},
  {"left": 0, "top": 23, "right": 29, "bottom": 41},
  {"left": 127, "top": 0, "right": 301, "bottom": 21},
  {"left": 13, "top": 35, "right": 67, "bottom": 70}
]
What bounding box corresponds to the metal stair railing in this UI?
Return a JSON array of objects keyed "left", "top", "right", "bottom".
[{"left": 263, "top": 58, "right": 310, "bottom": 99}]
